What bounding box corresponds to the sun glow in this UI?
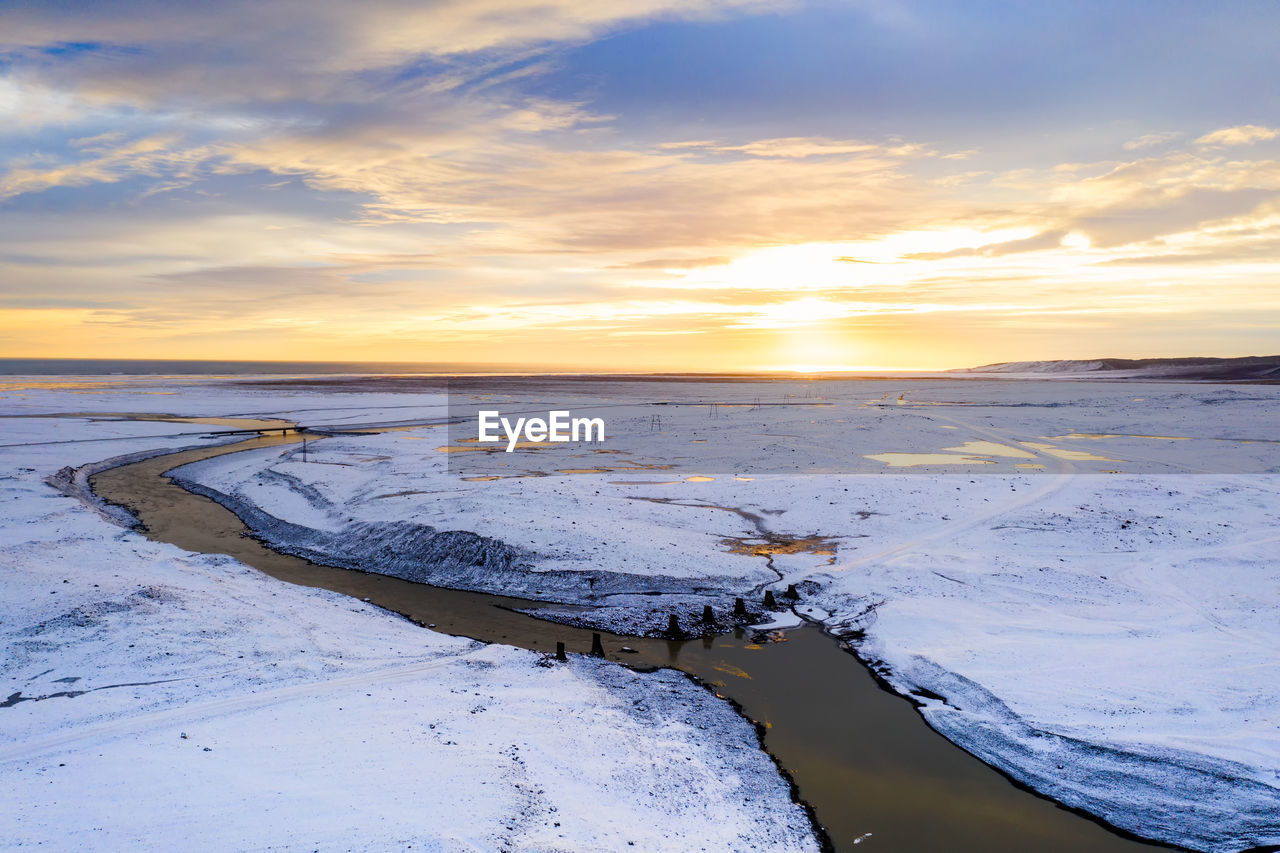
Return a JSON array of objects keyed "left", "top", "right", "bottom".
[
  {"left": 764, "top": 363, "right": 913, "bottom": 373},
  {"left": 736, "top": 296, "right": 846, "bottom": 328},
  {"left": 766, "top": 326, "right": 860, "bottom": 372},
  {"left": 636, "top": 228, "right": 1043, "bottom": 294}
]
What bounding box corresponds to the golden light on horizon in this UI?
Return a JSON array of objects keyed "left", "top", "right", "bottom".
[{"left": 0, "top": 0, "right": 1277, "bottom": 371}]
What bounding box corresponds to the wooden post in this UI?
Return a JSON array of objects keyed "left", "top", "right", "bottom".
[
  {"left": 702, "top": 604, "right": 714, "bottom": 622},
  {"left": 555, "top": 641, "right": 567, "bottom": 661},
  {"left": 733, "top": 597, "right": 747, "bottom": 617},
  {"left": 764, "top": 590, "right": 777, "bottom": 609},
  {"left": 785, "top": 583, "right": 800, "bottom": 600},
  {"left": 590, "top": 632, "right": 605, "bottom": 657},
  {"left": 667, "top": 613, "right": 680, "bottom": 635}
]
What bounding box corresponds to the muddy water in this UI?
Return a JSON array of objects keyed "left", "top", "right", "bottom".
[{"left": 91, "top": 435, "right": 1166, "bottom": 853}]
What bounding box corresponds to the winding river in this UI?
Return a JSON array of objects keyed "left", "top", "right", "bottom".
[{"left": 90, "top": 430, "right": 1169, "bottom": 853}]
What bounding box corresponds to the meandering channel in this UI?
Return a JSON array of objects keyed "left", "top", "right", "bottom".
[{"left": 90, "top": 430, "right": 1169, "bottom": 853}]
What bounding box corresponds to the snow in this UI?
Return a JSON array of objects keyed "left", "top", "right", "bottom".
[
  {"left": 0, "top": 378, "right": 820, "bottom": 852},
  {"left": 165, "top": 375, "right": 1280, "bottom": 852},
  {"left": 809, "top": 473, "right": 1280, "bottom": 851},
  {"left": 955, "top": 355, "right": 1280, "bottom": 381},
  {"left": 6, "top": 372, "right": 1280, "bottom": 851}
]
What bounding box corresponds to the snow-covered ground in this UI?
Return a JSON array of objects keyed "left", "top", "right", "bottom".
[
  {"left": 0, "top": 377, "right": 820, "bottom": 852},
  {"left": 954, "top": 355, "right": 1280, "bottom": 381},
  {"left": 162, "top": 375, "right": 1280, "bottom": 852}
]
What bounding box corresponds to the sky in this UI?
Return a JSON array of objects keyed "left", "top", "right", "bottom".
[{"left": 1, "top": 0, "right": 1279, "bottom": 371}]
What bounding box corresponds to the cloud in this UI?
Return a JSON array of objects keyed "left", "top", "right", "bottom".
[
  {"left": 656, "top": 140, "right": 720, "bottom": 150},
  {"left": 1123, "top": 131, "right": 1183, "bottom": 151},
  {"left": 1195, "top": 125, "right": 1280, "bottom": 147},
  {"left": 207, "top": 127, "right": 934, "bottom": 256},
  {"left": 608, "top": 256, "right": 733, "bottom": 270},
  {"left": 653, "top": 137, "right": 928, "bottom": 159},
  {"left": 0, "top": 1, "right": 786, "bottom": 111},
  {"left": 0, "top": 132, "right": 208, "bottom": 200},
  {"left": 1028, "top": 149, "right": 1280, "bottom": 248},
  {"left": 710, "top": 138, "right": 898, "bottom": 158},
  {"left": 0, "top": 77, "right": 99, "bottom": 132},
  {"left": 904, "top": 231, "right": 1068, "bottom": 260}
]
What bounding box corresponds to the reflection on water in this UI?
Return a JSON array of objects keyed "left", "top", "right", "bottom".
[
  {"left": 1019, "top": 441, "right": 1116, "bottom": 461},
  {"left": 721, "top": 535, "right": 839, "bottom": 558},
  {"left": 942, "top": 440, "right": 1037, "bottom": 458},
  {"left": 866, "top": 439, "right": 1075, "bottom": 468},
  {"left": 435, "top": 441, "right": 547, "bottom": 452},
  {"left": 865, "top": 452, "right": 995, "bottom": 467}
]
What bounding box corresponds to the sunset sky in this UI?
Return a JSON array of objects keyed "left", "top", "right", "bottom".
[{"left": 2, "top": 1, "right": 1279, "bottom": 370}]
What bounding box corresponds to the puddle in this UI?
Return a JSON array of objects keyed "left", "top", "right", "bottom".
[
  {"left": 1018, "top": 441, "right": 1117, "bottom": 462},
  {"left": 867, "top": 439, "right": 1050, "bottom": 468},
  {"left": 941, "top": 440, "right": 1037, "bottom": 458},
  {"left": 721, "top": 535, "right": 839, "bottom": 558},
  {"left": 434, "top": 441, "right": 549, "bottom": 453},
  {"left": 864, "top": 453, "right": 995, "bottom": 467}
]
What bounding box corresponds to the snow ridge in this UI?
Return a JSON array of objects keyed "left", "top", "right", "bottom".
[{"left": 893, "top": 657, "right": 1280, "bottom": 853}]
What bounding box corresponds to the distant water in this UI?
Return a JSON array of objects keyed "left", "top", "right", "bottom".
[{"left": 0, "top": 358, "right": 568, "bottom": 376}]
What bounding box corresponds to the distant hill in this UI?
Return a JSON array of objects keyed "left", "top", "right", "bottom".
[{"left": 956, "top": 355, "right": 1280, "bottom": 382}]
